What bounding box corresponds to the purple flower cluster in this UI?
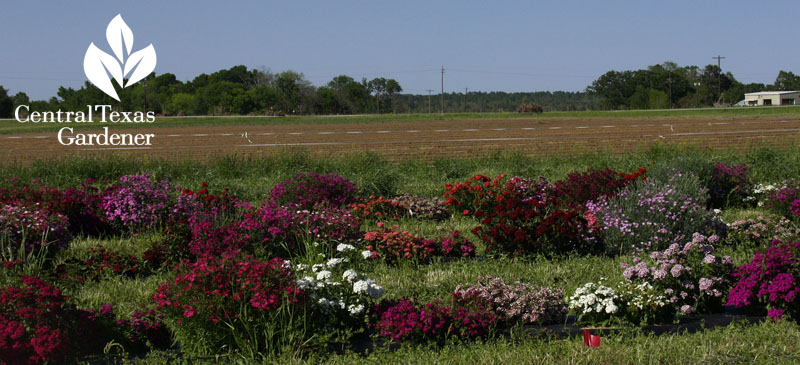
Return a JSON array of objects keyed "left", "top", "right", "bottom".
[
  {"left": 587, "top": 170, "right": 715, "bottom": 254},
  {"left": 727, "top": 239, "right": 800, "bottom": 321},
  {"left": 269, "top": 172, "right": 358, "bottom": 209},
  {"left": 452, "top": 276, "right": 567, "bottom": 325},
  {"left": 373, "top": 298, "right": 497, "bottom": 343},
  {"left": 100, "top": 174, "right": 200, "bottom": 231},
  {"left": 621, "top": 232, "right": 735, "bottom": 315}
]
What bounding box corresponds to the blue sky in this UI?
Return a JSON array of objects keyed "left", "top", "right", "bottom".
[{"left": 1, "top": 0, "right": 796, "bottom": 100}]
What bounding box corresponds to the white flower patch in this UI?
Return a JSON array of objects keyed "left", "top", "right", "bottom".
[
  {"left": 316, "top": 270, "right": 333, "bottom": 282},
  {"left": 353, "top": 278, "right": 385, "bottom": 299},
  {"left": 361, "top": 250, "right": 373, "bottom": 259},
  {"left": 348, "top": 303, "right": 365, "bottom": 315},
  {"left": 326, "top": 257, "right": 349, "bottom": 268},
  {"left": 337, "top": 243, "right": 356, "bottom": 252},
  {"left": 342, "top": 269, "right": 358, "bottom": 283},
  {"left": 311, "top": 264, "right": 325, "bottom": 273}
]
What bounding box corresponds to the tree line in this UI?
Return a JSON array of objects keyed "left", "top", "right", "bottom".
[
  {"left": 1, "top": 63, "right": 798, "bottom": 118},
  {"left": 587, "top": 62, "right": 800, "bottom": 110}
]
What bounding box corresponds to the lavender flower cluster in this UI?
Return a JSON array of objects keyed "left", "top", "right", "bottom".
[
  {"left": 587, "top": 169, "right": 715, "bottom": 254},
  {"left": 452, "top": 275, "right": 567, "bottom": 325}
]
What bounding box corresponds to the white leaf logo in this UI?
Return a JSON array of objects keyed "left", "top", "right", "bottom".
[{"left": 83, "top": 14, "right": 157, "bottom": 101}]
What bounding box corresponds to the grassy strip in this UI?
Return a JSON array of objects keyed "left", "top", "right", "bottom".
[
  {"left": 1, "top": 105, "right": 799, "bottom": 134},
  {"left": 2, "top": 144, "right": 800, "bottom": 202}
]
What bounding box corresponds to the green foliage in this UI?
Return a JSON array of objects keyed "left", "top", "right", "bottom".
[{"left": 0, "top": 85, "right": 13, "bottom": 118}]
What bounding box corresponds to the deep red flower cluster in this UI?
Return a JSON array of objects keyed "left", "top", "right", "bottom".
[
  {"left": 0, "top": 276, "right": 70, "bottom": 364},
  {"left": 373, "top": 298, "right": 497, "bottom": 343},
  {"left": 554, "top": 167, "right": 646, "bottom": 205},
  {"left": 363, "top": 225, "right": 475, "bottom": 262}
]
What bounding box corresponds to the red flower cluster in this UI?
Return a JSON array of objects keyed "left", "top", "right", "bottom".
[
  {"left": 153, "top": 253, "right": 303, "bottom": 322},
  {"left": 56, "top": 247, "right": 145, "bottom": 285},
  {"left": 350, "top": 195, "right": 408, "bottom": 221},
  {"left": 444, "top": 168, "right": 645, "bottom": 256},
  {"left": 363, "top": 225, "right": 475, "bottom": 262}
]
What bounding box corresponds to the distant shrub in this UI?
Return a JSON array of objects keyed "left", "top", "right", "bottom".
[
  {"left": 516, "top": 103, "right": 543, "bottom": 113},
  {"left": 726, "top": 215, "right": 800, "bottom": 248},
  {"left": 269, "top": 172, "right": 358, "bottom": 209}
]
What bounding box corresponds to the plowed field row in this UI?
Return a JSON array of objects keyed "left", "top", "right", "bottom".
[{"left": 2, "top": 116, "right": 799, "bottom": 162}]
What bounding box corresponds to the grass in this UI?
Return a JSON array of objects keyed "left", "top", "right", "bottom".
[{"left": 2, "top": 105, "right": 799, "bottom": 134}]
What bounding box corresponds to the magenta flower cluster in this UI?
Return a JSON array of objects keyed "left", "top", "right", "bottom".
[
  {"left": 373, "top": 298, "right": 498, "bottom": 343},
  {"left": 727, "top": 239, "right": 800, "bottom": 321},
  {"left": 621, "top": 232, "right": 735, "bottom": 315},
  {"left": 452, "top": 275, "right": 567, "bottom": 325},
  {"left": 268, "top": 172, "right": 358, "bottom": 209},
  {"left": 766, "top": 179, "right": 800, "bottom": 220}
]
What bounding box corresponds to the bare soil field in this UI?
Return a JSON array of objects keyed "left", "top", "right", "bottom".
[{"left": 2, "top": 115, "right": 799, "bottom": 162}]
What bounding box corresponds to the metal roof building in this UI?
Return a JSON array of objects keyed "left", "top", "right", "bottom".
[{"left": 743, "top": 91, "right": 800, "bottom": 106}]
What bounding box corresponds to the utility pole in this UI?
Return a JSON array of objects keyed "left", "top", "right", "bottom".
[
  {"left": 713, "top": 55, "right": 726, "bottom": 103},
  {"left": 425, "top": 89, "right": 433, "bottom": 114},
  {"left": 440, "top": 66, "right": 445, "bottom": 114},
  {"left": 464, "top": 87, "right": 468, "bottom": 112},
  {"left": 666, "top": 73, "right": 673, "bottom": 108}
]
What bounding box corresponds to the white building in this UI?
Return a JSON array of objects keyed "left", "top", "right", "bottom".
[{"left": 743, "top": 91, "right": 800, "bottom": 106}]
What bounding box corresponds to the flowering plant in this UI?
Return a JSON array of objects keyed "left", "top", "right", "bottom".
[
  {"left": 290, "top": 241, "right": 384, "bottom": 336},
  {"left": 100, "top": 174, "right": 201, "bottom": 232},
  {"left": 587, "top": 169, "right": 716, "bottom": 254},
  {"left": 708, "top": 162, "right": 752, "bottom": 208},
  {"left": 153, "top": 252, "right": 304, "bottom": 355},
  {"left": 269, "top": 172, "right": 358, "bottom": 209},
  {"left": 766, "top": 179, "right": 800, "bottom": 220},
  {"left": 726, "top": 215, "right": 800, "bottom": 249},
  {"left": 622, "top": 233, "right": 734, "bottom": 316},
  {"left": 727, "top": 239, "right": 800, "bottom": 322},
  {"left": 0, "top": 202, "right": 72, "bottom": 259},
  {"left": 0, "top": 178, "right": 106, "bottom": 236},
  {"left": 362, "top": 225, "right": 475, "bottom": 263},
  {"left": 452, "top": 276, "right": 567, "bottom": 325},
  {"left": 373, "top": 298, "right": 498, "bottom": 344},
  {"left": 568, "top": 280, "right": 621, "bottom": 325}
]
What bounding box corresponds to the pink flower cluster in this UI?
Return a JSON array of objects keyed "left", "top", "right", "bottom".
[
  {"left": 452, "top": 276, "right": 567, "bottom": 325},
  {"left": 621, "top": 232, "right": 735, "bottom": 315},
  {"left": 100, "top": 174, "right": 197, "bottom": 231},
  {"left": 0, "top": 202, "right": 72, "bottom": 254},
  {"left": 727, "top": 239, "right": 800, "bottom": 321}
]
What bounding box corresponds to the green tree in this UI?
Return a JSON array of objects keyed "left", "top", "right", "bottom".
[
  {"left": 0, "top": 85, "right": 12, "bottom": 118},
  {"left": 774, "top": 71, "right": 800, "bottom": 91}
]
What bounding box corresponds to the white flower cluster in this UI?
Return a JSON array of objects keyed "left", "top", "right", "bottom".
[
  {"left": 569, "top": 281, "right": 619, "bottom": 315},
  {"left": 337, "top": 243, "right": 356, "bottom": 252},
  {"left": 618, "top": 281, "right": 667, "bottom": 311},
  {"left": 747, "top": 183, "right": 778, "bottom": 207},
  {"left": 353, "top": 278, "right": 385, "bottom": 299}
]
